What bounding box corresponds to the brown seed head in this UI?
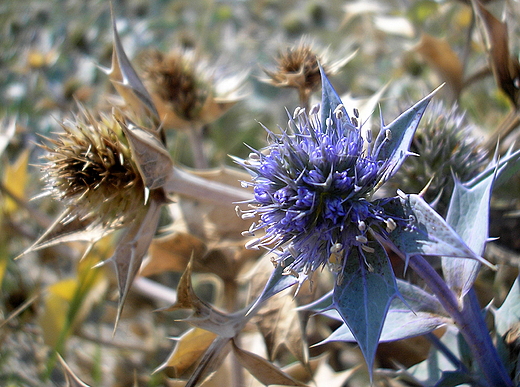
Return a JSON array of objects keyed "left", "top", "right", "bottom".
[
  {"left": 41, "top": 108, "right": 146, "bottom": 230},
  {"left": 140, "top": 49, "right": 208, "bottom": 122},
  {"left": 265, "top": 43, "right": 324, "bottom": 92}
]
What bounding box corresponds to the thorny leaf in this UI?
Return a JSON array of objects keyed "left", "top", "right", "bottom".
[
  {"left": 231, "top": 340, "right": 306, "bottom": 386},
  {"left": 105, "top": 6, "right": 159, "bottom": 120},
  {"left": 414, "top": 33, "right": 463, "bottom": 99},
  {"left": 380, "top": 194, "right": 491, "bottom": 268},
  {"left": 120, "top": 119, "right": 173, "bottom": 198},
  {"left": 495, "top": 275, "right": 520, "bottom": 337},
  {"left": 315, "top": 280, "right": 447, "bottom": 344},
  {"left": 163, "top": 260, "right": 248, "bottom": 338},
  {"left": 332, "top": 242, "right": 399, "bottom": 376},
  {"left": 373, "top": 86, "right": 440, "bottom": 188},
  {"left": 254, "top": 289, "right": 308, "bottom": 365},
  {"left": 98, "top": 192, "right": 163, "bottom": 330},
  {"left": 443, "top": 150, "right": 520, "bottom": 298},
  {"left": 155, "top": 327, "right": 218, "bottom": 377},
  {"left": 472, "top": 0, "right": 520, "bottom": 107},
  {"left": 58, "top": 354, "right": 92, "bottom": 387},
  {"left": 442, "top": 176, "right": 494, "bottom": 298}
]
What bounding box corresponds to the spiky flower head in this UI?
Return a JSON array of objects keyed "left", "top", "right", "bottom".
[
  {"left": 40, "top": 107, "right": 146, "bottom": 232},
  {"left": 236, "top": 72, "right": 432, "bottom": 287},
  {"left": 391, "top": 100, "right": 488, "bottom": 214},
  {"left": 236, "top": 71, "right": 486, "bottom": 373},
  {"left": 140, "top": 48, "right": 245, "bottom": 130}
]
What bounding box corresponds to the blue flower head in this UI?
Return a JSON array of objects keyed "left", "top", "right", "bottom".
[
  {"left": 236, "top": 69, "right": 489, "bottom": 375},
  {"left": 237, "top": 70, "right": 432, "bottom": 286}
]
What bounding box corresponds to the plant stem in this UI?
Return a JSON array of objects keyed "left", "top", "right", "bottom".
[
  {"left": 165, "top": 166, "right": 252, "bottom": 205},
  {"left": 187, "top": 124, "right": 209, "bottom": 169},
  {"left": 407, "top": 254, "right": 512, "bottom": 387}
]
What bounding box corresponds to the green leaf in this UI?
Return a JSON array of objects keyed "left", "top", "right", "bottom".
[
  {"left": 381, "top": 194, "right": 490, "bottom": 267},
  {"left": 442, "top": 148, "right": 520, "bottom": 297},
  {"left": 332, "top": 242, "right": 398, "bottom": 375},
  {"left": 247, "top": 257, "right": 298, "bottom": 315},
  {"left": 319, "top": 66, "right": 351, "bottom": 132},
  {"left": 495, "top": 275, "right": 520, "bottom": 337},
  {"left": 373, "top": 85, "right": 441, "bottom": 186},
  {"left": 316, "top": 280, "right": 447, "bottom": 344},
  {"left": 441, "top": 176, "right": 493, "bottom": 297}
]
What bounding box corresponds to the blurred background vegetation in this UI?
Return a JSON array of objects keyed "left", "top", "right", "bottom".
[{"left": 1, "top": 0, "right": 519, "bottom": 386}]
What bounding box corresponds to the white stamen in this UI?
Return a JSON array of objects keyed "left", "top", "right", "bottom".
[
  {"left": 385, "top": 129, "right": 392, "bottom": 140},
  {"left": 358, "top": 220, "right": 366, "bottom": 231},
  {"left": 385, "top": 218, "right": 397, "bottom": 232},
  {"left": 356, "top": 235, "right": 368, "bottom": 244},
  {"left": 310, "top": 103, "right": 320, "bottom": 115}
]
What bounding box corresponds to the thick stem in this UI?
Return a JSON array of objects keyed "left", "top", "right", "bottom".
[
  {"left": 408, "top": 254, "right": 512, "bottom": 387},
  {"left": 187, "top": 124, "right": 209, "bottom": 169},
  {"left": 165, "top": 166, "right": 252, "bottom": 205}
]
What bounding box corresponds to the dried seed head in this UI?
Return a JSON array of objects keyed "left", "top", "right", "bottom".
[
  {"left": 263, "top": 41, "right": 324, "bottom": 97},
  {"left": 40, "top": 107, "right": 146, "bottom": 230},
  {"left": 139, "top": 48, "right": 245, "bottom": 129}
]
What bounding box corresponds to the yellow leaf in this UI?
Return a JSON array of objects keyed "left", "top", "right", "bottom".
[
  {"left": 156, "top": 328, "right": 217, "bottom": 377},
  {"left": 39, "top": 278, "right": 79, "bottom": 347},
  {"left": 3, "top": 149, "right": 30, "bottom": 214}
]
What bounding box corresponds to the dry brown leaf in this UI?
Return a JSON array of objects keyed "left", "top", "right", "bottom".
[
  {"left": 156, "top": 328, "right": 218, "bottom": 377},
  {"left": 472, "top": 0, "right": 520, "bottom": 107},
  {"left": 255, "top": 292, "right": 308, "bottom": 366},
  {"left": 106, "top": 6, "right": 159, "bottom": 120},
  {"left": 415, "top": 33, "right": 464, "bottom": 99},
  {"left": 231, "top": 339, "right": 307, "bottom": 386},
  {"left": 141, "top": 232, "right": 206, "bottom": 276},
  {"left": 120, "top": 120, "right": 173, "bottom": 195},
  {"left": 163, "top": 260, "right": 249, "bottom": 338},
  {"left": 102, "top": 193, "right": 163, "bottom": 329}
]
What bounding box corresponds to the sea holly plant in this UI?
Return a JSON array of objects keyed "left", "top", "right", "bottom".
[{"left": 235, "top": 68, "right": 516, "bottom": 385}]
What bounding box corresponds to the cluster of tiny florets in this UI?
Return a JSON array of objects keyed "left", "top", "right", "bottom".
[
  {"left": 237, "top": 104, "right": 396, "bottom": 282},
  {"left": 391, "top": 100, "right": 488, "bottom": 214},
  {"left": 41, "top": 109, "right": 145, "bottom": 230}
]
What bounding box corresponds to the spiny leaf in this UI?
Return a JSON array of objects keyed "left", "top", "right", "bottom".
[
  {"left": 495, "top": 275, "right": 520, "bottom": 337},
  {"left": 255, "top": 290, "right": 308, "bottom": 365},
  {"left": 443, "top": 149, "right": 520, "bottom": 297},
  {"left": 98, "top": 194, "right": 163, "bottom": 330},
  {"left": 442, "top": 176, "right": 493, "bottom": 298},
  {"left": 247, "top": 257, "right": 298, "bottom": 316},
  {"left": 120, "top": 119, "right": 173, "bottom": 195},
  {"left": 231, "top": 340, "right": 307, "bottom": 386},
  {"left": 380, "top": 194, "right": 492, "bottom": 268},
  {"left": 107, "top": 6, "right": 159, "bottom": 119},
  {"left": 332, "top": 241, "right": 399, "bottom": 376},
  {"left": 319, "top": 66, "right": 350, "bottom": 132},
  {"left": 374, "top": 85, "right": 441, "bottom": 187},
  {"left": 163, "top": 259, "right": 248, "bottom": 338},
  {"left": 318, "top": 280, "right": 447, "bottom": 344}
]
